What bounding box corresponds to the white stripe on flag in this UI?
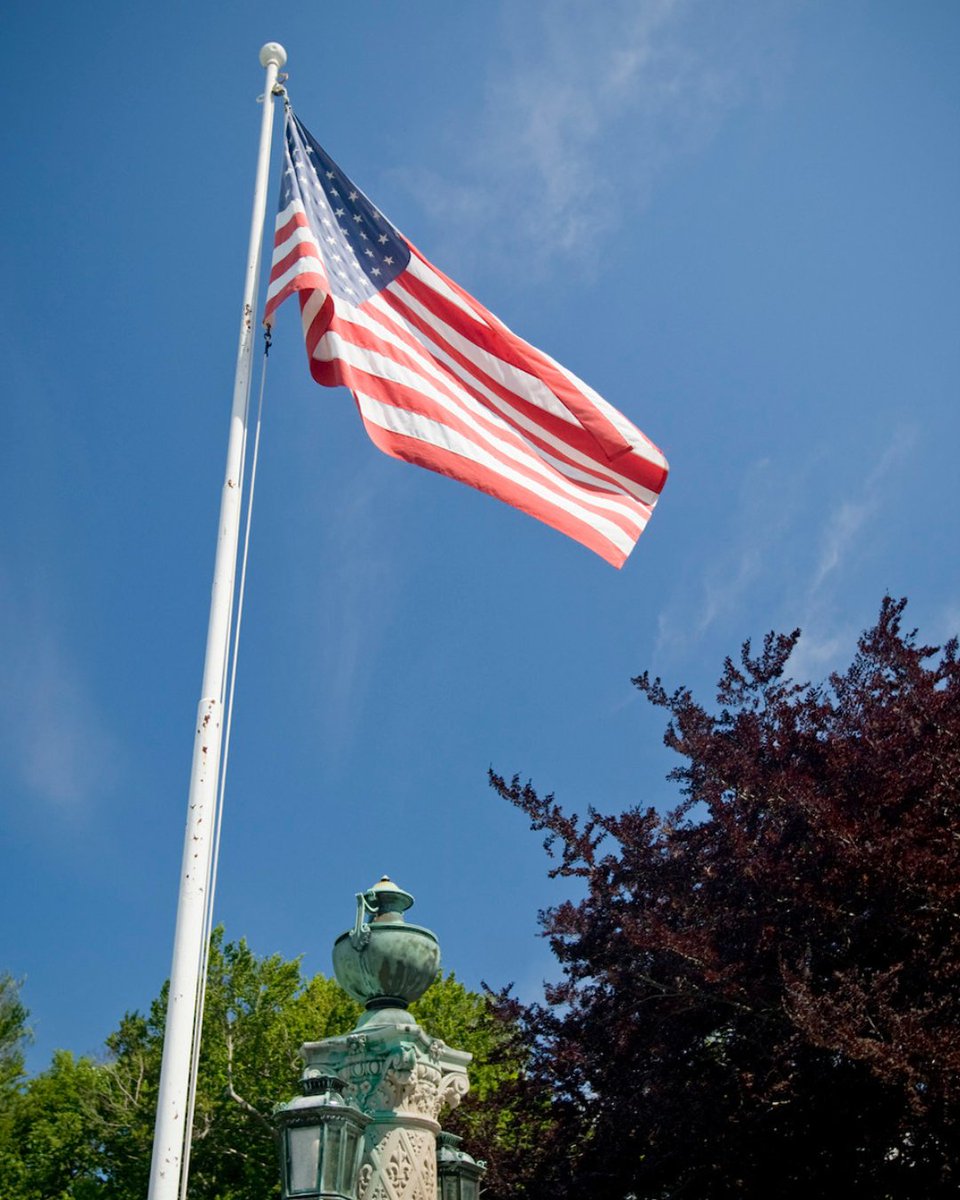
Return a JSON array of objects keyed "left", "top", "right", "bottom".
[
  {"left": 363, "top": 293, "right": 661, "bottom": 505},
  {"left": 336, "top": 300, "right": 658, "bottom": 508},
  {"left": 404, "top": 253, "right": 488, "bottom": 322},
  {"left": 268, "top": 255, "right": 327, "bottom": 301},
  {"left": 271, "top": 224, "right": 322, "bottom": 267},
  {"left": 355, "top": 391, "right": 639, "bottom": 558},
  {"left": 319, "top": 329, "right": 644, "bottom": 532}
]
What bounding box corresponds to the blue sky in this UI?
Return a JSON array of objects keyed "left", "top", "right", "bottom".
[{"left": 2, "top": 0, "right": 958, "bottom": 1075}]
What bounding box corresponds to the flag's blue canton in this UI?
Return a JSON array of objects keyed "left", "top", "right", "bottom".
[{"left": 283, "top": 114, "right": 410, "bottom": 305}]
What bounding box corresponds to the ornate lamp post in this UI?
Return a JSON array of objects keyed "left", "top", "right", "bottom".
[{"left": 278, "top": 876, "right": 479, "bottom": 1200}]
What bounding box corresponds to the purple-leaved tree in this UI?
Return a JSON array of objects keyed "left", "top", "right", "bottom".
[{"left": 490, "top": 598, "right": 960, "bottom": 1198}]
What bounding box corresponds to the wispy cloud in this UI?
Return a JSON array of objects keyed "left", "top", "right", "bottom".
[
  {"left": 810, "top": 435, "right": 914, "bottom": 595},
  {"left": 321, "top": 480, "right": 398, "bottom": 752},
  {"left": 811, "top": 499, "right": 872, "bottom": 593},
  {"left": 783, "top": 627, "right": 854, "bottom": 685},
  {"left": 395, "top": 0, "right": 794, "bottom": 276},
  {"left": 787, "top": 430, "right": 917, "bottom": 678},
  {"left": 0, "top": 572, "right": 120, "bottom": 811},
  {"left": 283, "top": 453, "right": 405, "bottom": 765},
  {"left": 655, "top": 455, "right": 803, "bottom": 661},
  {"left": 654, "top": 428, "right": 918, "bottom": 682}
]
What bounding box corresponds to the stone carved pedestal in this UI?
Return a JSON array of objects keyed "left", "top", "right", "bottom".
[{"left": 302, "top": 1010, "right": 470, "bottom": 1200}]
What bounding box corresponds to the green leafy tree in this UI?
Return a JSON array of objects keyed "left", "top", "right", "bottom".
[
  {"left": 491, "top": 597, "right": 960, "bottom": 1198},
  {"left": 0, "top": 1050, "right": 107, "bottom": 1200},
  {"left": 0, "top": 934, "right": 521, "bottom": 1199},
  {"left": 0, "top": 975, "right": 33, "bottom": 1192},
  {"left": 0, "top": 974, "right": 29, "bottom": 1094},
  {"left": 90, "top": 930, "right": 363, "bottom": 1200}
]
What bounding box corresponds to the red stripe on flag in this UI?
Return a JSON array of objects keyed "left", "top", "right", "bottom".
[
  {"left": 314, "top": 302, "right": 655, "bottom": 517},
  {"left": 372, "top": 281, "right": 667, "bottom": 499},
  {"left": 357, "top": 405, "right": 638, "bottom": 569},
  {"left": 304, "top": 322, "right": 648, "bottom": 545}
]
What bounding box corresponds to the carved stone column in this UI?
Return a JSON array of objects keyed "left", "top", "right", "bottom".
[{"left": 303, "top": 1012, "right": 470, "bottom": 1200}]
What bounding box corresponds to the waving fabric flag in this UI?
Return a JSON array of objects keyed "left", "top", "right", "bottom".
[{"left": 265, "top": 109, "right": 669, "bottom": 568}]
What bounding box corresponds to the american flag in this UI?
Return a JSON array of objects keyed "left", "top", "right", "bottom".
[{"left": 265, "top": 109, "right": 669, "bottom": 568}]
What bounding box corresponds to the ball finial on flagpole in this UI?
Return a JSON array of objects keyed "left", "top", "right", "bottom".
[{"left": 259, "top": 42, "right": 287, "bottom": 69}]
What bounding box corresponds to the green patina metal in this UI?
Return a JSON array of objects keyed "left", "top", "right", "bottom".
[
  {"left": 279, "top": 876, "right": 477, "bottom": 1200},
  {"left": 331, "top": 875, "right": 440, "bottom": 1011},
  {"left": 436, "top": 1132, "right": 485, "bottom": 1200},
  {"left": 274, "top": 1073, "right": 369, "bottom": 1200}
]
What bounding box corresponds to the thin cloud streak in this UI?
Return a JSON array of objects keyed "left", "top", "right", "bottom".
[
  {"left": 654, "top": 428, "right": 918, "bottom": 681},
  {"left": 811, "top": 434, "right": 914, "bottom": 594},
  {"left": 396, "top": 0, "right": 795, "bottom": 276},
  {"left": 284, "top": 455, "right": 404, "bottom": 766},
  {"left": 784, "top": 628, "right": 854, "bottom": 685},
  {"left": 655, "top": 455, "right": 803, "bottom": 662},
  {"left": 934, "top": 602, "right": 960, "bottom": 648},
  {"left": 787, "top": 429, "right": 918, "bottom": 680},
  {"left": 811, "top": 498, "right": 872, "bottom": 593},
  {"left": 0, "top": 572, "right": 120, "bottom": 811}
]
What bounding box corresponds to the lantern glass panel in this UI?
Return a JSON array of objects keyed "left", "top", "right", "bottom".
[
  {"left": 343, "top": 1127, "right": 360, "bottom": 1178},
  {"left": 287, "top": 1125, "right": 320, "bottom": 1194},
  {"left": 441, "top": 1176, "right": 459, "bottom": 1200},
  {"left": 319, "top": 1123, "right": 343, "bottom": 1194},
  {"left": 462, "top": 1177, "right": 479, "bottom": 1200}
]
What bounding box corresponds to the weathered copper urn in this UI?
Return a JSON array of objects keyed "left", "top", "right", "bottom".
[{"left": 331, "top": 876, "right": 440, "bottom": 1014}]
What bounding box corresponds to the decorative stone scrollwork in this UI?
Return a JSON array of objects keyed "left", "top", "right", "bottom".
[
  {"left": 403, "top": 1063, "right": 442, "bottom": 1118},
  {"left": 438, "top": 1071, "right": 469, "bottom": 1113},
  {"left": 365, "top": 1057, "right": 443, "bottom": 1118},
  {"left": 406, "top": 1130, "right": 429, "bottom": 1160},
  {"left": 364, "top": 1176, "right": 390, "bottom": 1200}
]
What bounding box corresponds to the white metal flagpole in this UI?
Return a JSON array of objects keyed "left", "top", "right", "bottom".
[{"left": 147, "top": 41, "right": 287, "bottom": 1200}]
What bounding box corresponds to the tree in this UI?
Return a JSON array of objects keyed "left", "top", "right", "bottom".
[
  {"left": 491, "top": 598, "right": 960, "bottom": 1198},
  {"left": 88, "top": 930, "right": 364, "bottom": 1200},
  {"left": 0, "top": 1050, "right": 107, "bottom": 1200},
  {"left": 0, "top": 974, "right": 29, "bottom": 1095},
  {"left": 0, "top": 934, "right": 516, "bottom": 1199},
  {"left": 0, "top": 975, "right": 33, "bottom": 1192}
]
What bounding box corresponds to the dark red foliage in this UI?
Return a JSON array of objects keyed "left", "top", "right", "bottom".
[{"left": 489, "top": 598, "right": 960, "bottom": 1198}]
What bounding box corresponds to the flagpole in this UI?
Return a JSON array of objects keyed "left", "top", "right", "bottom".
[{"left": 147, "top": 42, "right": 286, "bottom": 1200}]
